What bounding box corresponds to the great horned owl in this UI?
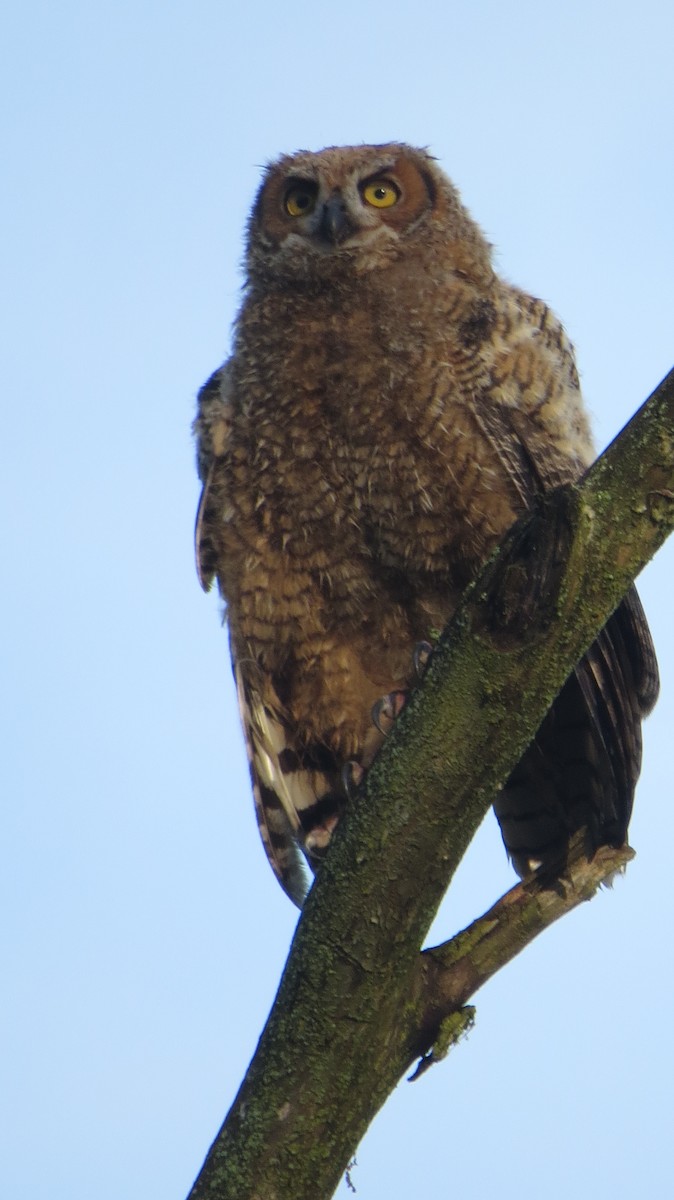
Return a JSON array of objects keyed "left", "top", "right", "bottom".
[{"left": 194, "top": 143, "right": 659, "bottom": 906}]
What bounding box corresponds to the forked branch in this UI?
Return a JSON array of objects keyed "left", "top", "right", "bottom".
[{"left": 412, "top": 837, "right": 633, "bottom": 1076}]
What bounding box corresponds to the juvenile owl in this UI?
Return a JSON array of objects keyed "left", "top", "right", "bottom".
[{"left": 194, "top": 143, "right": 659, "bottom": 906}]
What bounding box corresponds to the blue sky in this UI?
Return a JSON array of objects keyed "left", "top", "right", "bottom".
[{"left": 2, "top": 3, "right": 673, "bottom": 1197}]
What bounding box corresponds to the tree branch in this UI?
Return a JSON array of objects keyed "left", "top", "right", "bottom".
[
  {"left": 187, "top": 367, "right": 674, "bottom": 1200},
  {"left": 412, "top": 837, "right": 633, "bottom": 1076}
]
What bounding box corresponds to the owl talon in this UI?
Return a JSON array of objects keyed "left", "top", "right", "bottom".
[
  {"left": 371, "top": 690, "right": 408, "bottom": 736},
  {"left": 341, "top": 760, "right": 364, "bottom": 799},
  {"left": 305, "top": 813, "right": 341, "bottom": 854},
  {"left": 413, "top": 641, "right": 434, "bottom": 681}
]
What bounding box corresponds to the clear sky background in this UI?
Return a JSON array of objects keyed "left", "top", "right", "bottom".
[{"left": 2, "top": 3, "right": 673, "bottom": 1197}]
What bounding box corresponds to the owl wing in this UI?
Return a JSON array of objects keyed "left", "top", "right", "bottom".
[
  {"left": 232, "top": 650, "right": 355, "bottom": 905},
  {"left": 232, "top": 657, "right": 311, "bottom": 905},
  {"left": 473, "top": 400, "right": 659, "bottom": 872},
  {"left": 194, "top": 366, "right": 319, "bottom": 906},
  {"left": 194, "top": 364, "right": 233, "bottom": 591}
]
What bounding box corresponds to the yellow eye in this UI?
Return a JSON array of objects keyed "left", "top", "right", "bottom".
[
  {"left": 284, "top": 183, "right": 317, "bottom": 217},
  {"left": 361, "top": 179, "right": 400, "bottom": 209}
]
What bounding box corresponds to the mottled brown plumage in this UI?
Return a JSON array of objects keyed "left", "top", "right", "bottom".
[{"left": 194, "top": 143, "right": 659, "bottom": 905}]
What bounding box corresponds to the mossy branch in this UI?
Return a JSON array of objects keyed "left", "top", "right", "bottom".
[
  {"left": 187, "top": 367, "right": 674, "bottom": 1200},
  {"left": 413, "top": 837, "right": 634, "bottom": 1075}
]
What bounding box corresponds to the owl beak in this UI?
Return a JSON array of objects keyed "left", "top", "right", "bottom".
[{"left": 318, "top": 193, "right": 355, "bottom": 245}]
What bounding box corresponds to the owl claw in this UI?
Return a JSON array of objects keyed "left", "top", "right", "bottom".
[
  {"left": 371, "top": 690, "right": 408, "bottom": 736},
  {"left": 413, "top": 641, "right": 434, "bottom": 681},
  {"left": 342, "top": 760, "right": 364, "bottom": 800}
]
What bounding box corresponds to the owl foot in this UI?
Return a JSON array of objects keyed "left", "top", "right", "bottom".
[
  {"left": 341, "top": 760, "right": 364, "bottom": 800},
  {"left": 371, "top": 690, "right": 408, "bottom": 736},
  {"left": 304, "top": 812, "right": 341, "bottom": 854},
  {"left": 413, "top": 640, "right": 434, "bottom": 681}
]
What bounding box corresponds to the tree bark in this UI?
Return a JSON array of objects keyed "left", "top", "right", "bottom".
[{"left": 187, "top": 367, "right": 674, "bottom": 1200}]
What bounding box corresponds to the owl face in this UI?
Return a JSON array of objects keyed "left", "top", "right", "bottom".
[{"left": 247, "top": 143, "right": 447, "bottom": 281}]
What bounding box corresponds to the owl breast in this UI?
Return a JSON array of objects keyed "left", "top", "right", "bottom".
[{"left": 225, "top": 277, "right": 521, "bottom": 633}]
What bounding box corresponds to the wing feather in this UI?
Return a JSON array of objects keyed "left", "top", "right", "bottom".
[
  {"left": 232, "top": 658, "right": 310, "bottom": 907},
  {"left": 474, "top": 330, "right": 658, "bottom": 868}
]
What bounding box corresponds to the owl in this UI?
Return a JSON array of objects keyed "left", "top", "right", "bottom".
[{"left": 194, "top": 143, "right": 659, "bottom": 906}]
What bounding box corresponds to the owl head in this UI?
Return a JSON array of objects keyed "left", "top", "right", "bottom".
[{"left": 245, "top": 143, "right": 492, "bottom": 286}]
